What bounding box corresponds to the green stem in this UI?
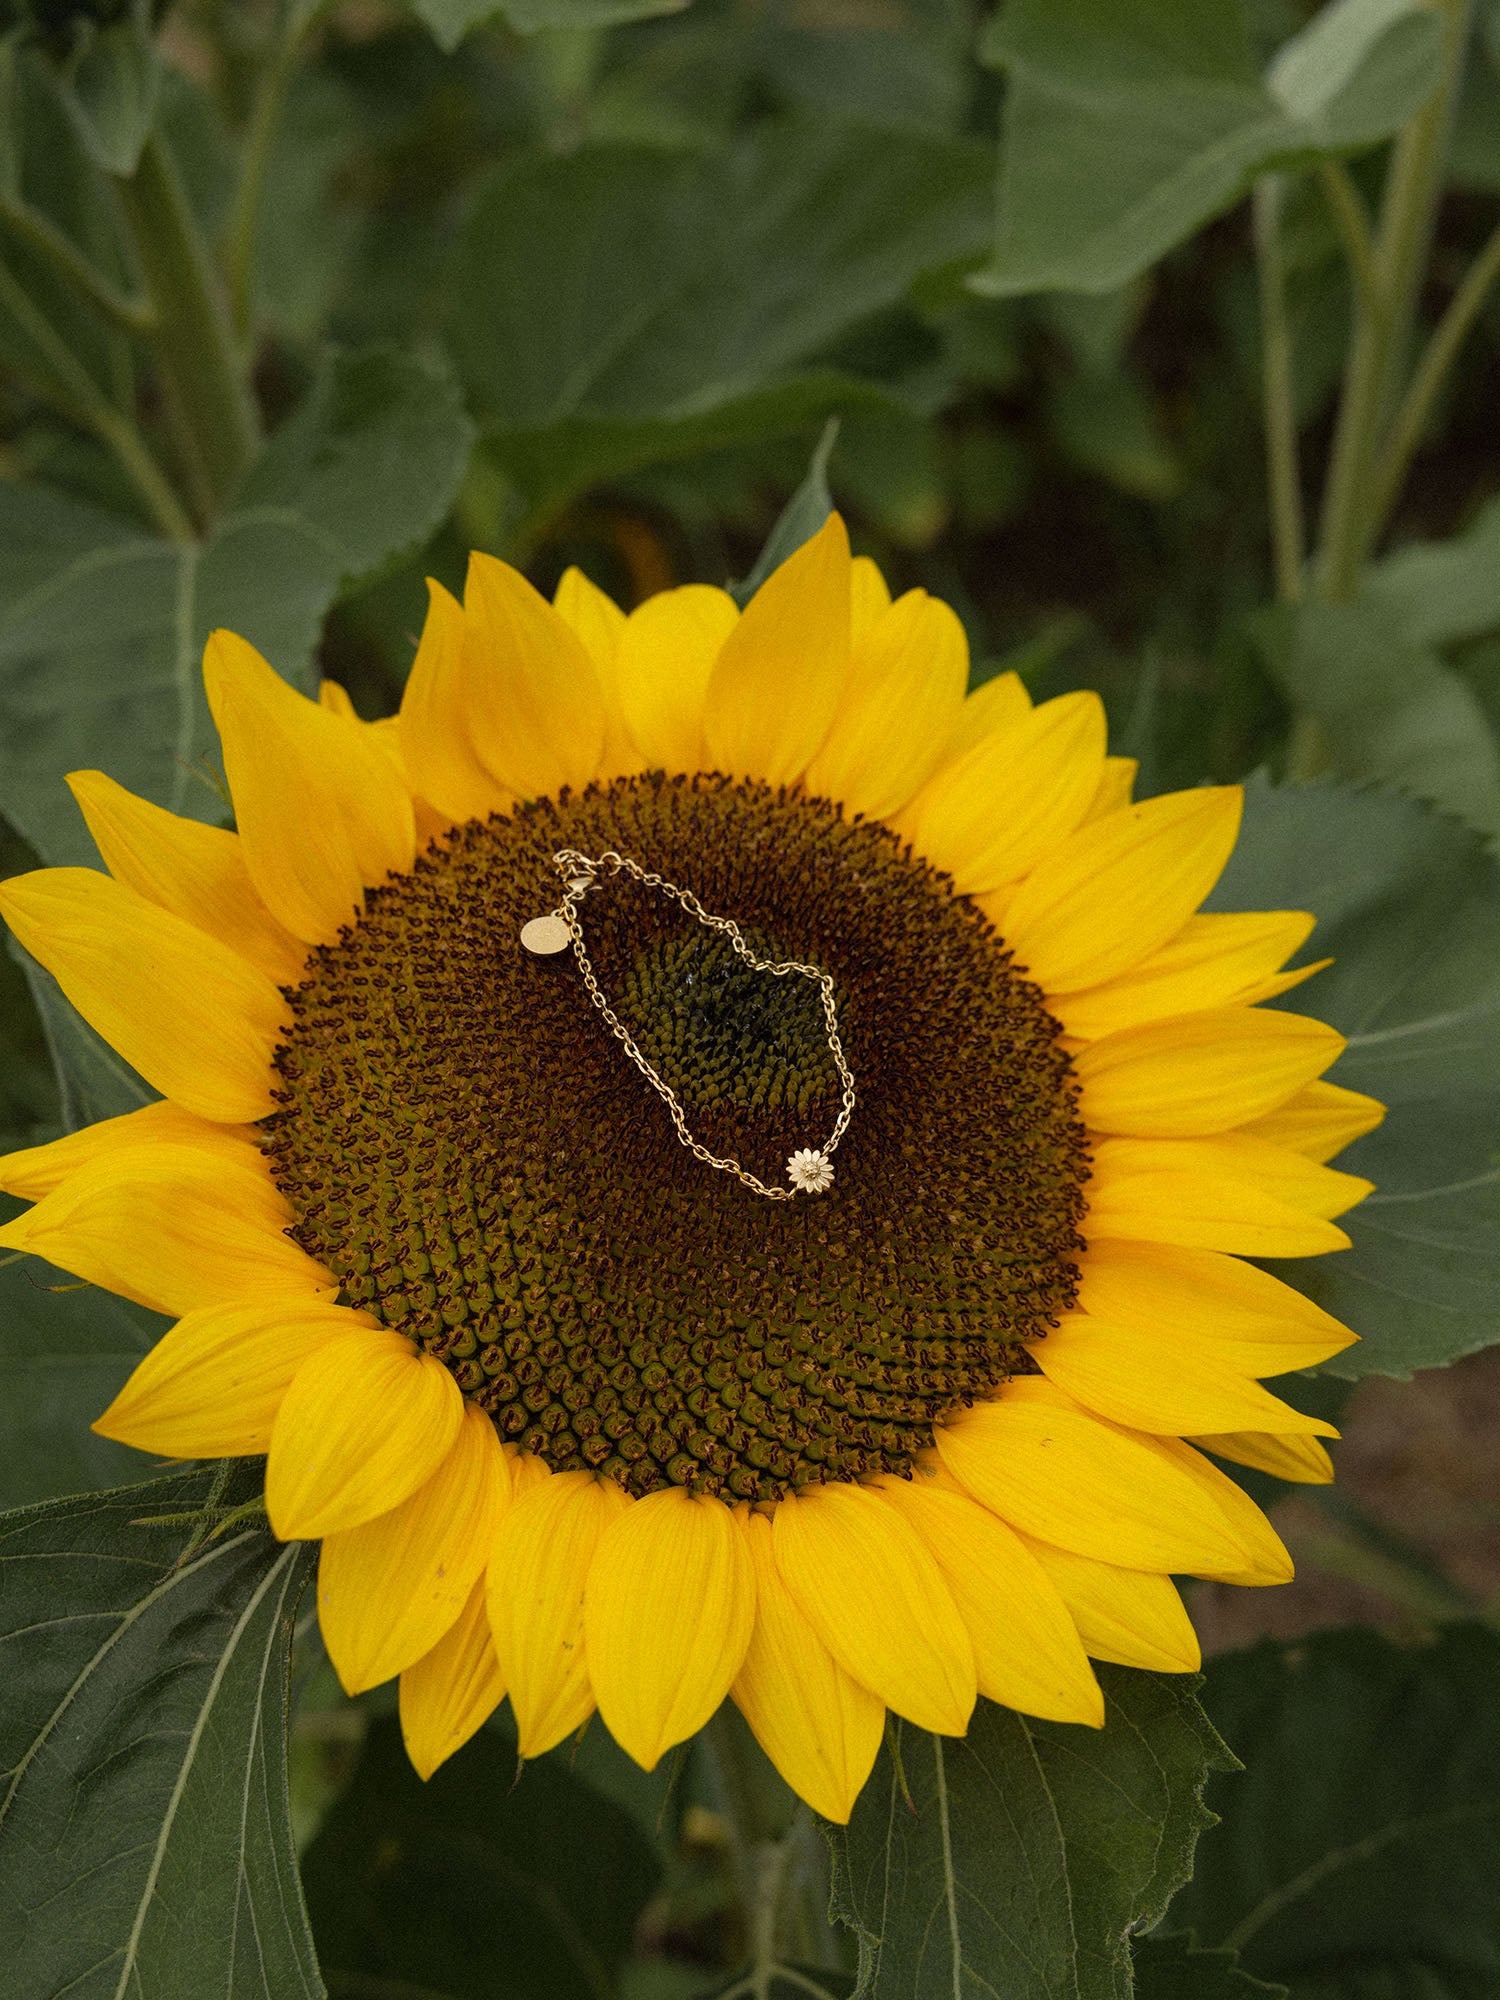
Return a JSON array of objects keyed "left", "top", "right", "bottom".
[
  {"left": 1316, "top": 0, "right": 1473, "bottom": 599},
  {"left": 114, "top": 129, "right": 259, "bottom": 522},
  {"left": 0, "top": 254, "right": 194, "bottom": 540},
  {"left": 0, "top": 195, "right": 156, "bottom": 334},
  {"left": 1316, "top": 159, "right": 1382, "bottom": 324},
  {"left": 1253, "top": 175, "right": 1305, "bottom": 603},
  {"left": 1364, "top": 216, "right": 1500, "bottom": 543}
]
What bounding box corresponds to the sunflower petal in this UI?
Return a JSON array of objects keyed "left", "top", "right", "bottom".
[
  {"left": 1083, "top": 757, "right": 1137, "bottom": 822},
  {"left": 0, "top": 1099, "right": 259, "bottom": 1201},
  {"left": 849, "top": 555, "right": 891, "bottom": 643},
  {"left": 586, "top": 1487, "right": 756, "bottom": 1770},
  {"left": 0, "top": 1142, "right": 332, "bottom": 1316},
  {"left": 805, "top": 590, "right": 968, "bottom": 820},
  {"left": 488, "top": 1468, "right": 629, "bottom": 1757},
  {"left": 66, "top": 771, "right": 305, "bottom": 985},
  {"left": 204, "top": 630, "right": 414, "bottom": 942},
  {"left": 875, "top": 1474, "right": 1103, "bottom": 1726},
  {"left": 1004, "top": 786, "right": 1243, "bottom": 992},
  {"left": 554, "top": 566, "right": 641, "bottom": 780},
  {"left": 705, "top": 514, "right": 852, "bottom": 785},
  {"left": 0, "top": 867, "right": 285, "bottom": 1123},
  {"left": 1085, "top": 1135, "right": 1371, "bottom": 1257},
  {"left": 900, "top": 691, "right": 1107, "bottom": 893},
  {"left": 1074, "top": 1006, "right": 1346, "bottom": 1137},
  {"left": 92, "top": 1298, "right": 372, "bottom": 1457},
  {"left": 462, "top": 552, "right": 605, "bottom": 795},
  {"left": 319, "top": 1404, "right": 510, "bottom": 1693},
  {"left": 1236, "top": 1079, "right": 1386, "bottom": 1161},
  {"left": 1146, "top": 1435, "right": 1295, "bottom": 1584},
  {"left": 266, "top": 1327, "right": 463, "bottom": 1540},
  {"left": 1013, "top": 1534, "right": 1201, "bottom": 1672},
  {"left": 731, "top": 1509, "right": 883, "bottom": 1824},
  {"left": 944, "top": 671, "right": 1032, "bottom": 759},
  {"left": 1076, "top": 1238, "right": 1356, "bottom": 1373},
  {"left": 1027, "top": 1312, "right": 1339, "bottom": 1437},
  {"left": 771, "top": 1482, "right": 975, "bottom": 1734},
  {"left": 617, "top": 584, "right": 738, "bottom": 773},
  {"left": 1047, "top": 911, "right": 1318, "bottom": 1040},
  {"left": 400, "top": 1575, "right": 508, "bottom": 1781},
  {"left": 1192, "top": 1430, "right": 1335, "bottom": 1484},
  {"left": 399, "top": 579, "right": 511, "bottom": 824},
  {"left": 935, "top": 1378, "right": 1250, "bottom": 1574}
]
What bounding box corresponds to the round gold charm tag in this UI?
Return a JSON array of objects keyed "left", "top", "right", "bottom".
[{"left": 520, "top": 914, "right": 572, "bottom": 955}]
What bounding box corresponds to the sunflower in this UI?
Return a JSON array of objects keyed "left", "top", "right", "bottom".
[{"left": 0, "top": 515, "right": 1381, "bottom": 1823}]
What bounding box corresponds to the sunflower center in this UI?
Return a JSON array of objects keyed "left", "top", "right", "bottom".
[{"left": 264, "top": 774, "right": 1089, "bottom": 1501}]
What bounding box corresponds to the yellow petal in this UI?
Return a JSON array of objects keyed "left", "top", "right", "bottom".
[
  {"left": 1027, "top": 1312, "right": 1339, "bottom": 1437},
  {"left": 0, "top": 1142, "right": 332, "bottom": 1316},
  {"left": 91, "top": 1298, "right": 372, "bottom": 1456},
  {"left": 874, "top": 1474, "right": 1103, "bottom": 1726},
  {"left": 1145, "top": 1435, "right": 1295, "bottom": 1584},
  {"left": 1076, "top": 1238, "right": 1356, "bottom": 1374},
  {"left": 462, "top": 552, "right": 605, "bottom": 795},
  {"left": 318, "top": 678, "right": 357, "bottom": 720},
  {"left": 204, "top": 630, "right": 415, "bottom": 942},
  {"left": 400, "top": 1574, "right": 508, "bottom": 1781},
  {"left": 554, "top": 566, "right": 641, "bottom": 781},
  {"left": 266, "top": 1326, "right": 463, "bottom": 1540},
  {"left": 399, "top": 579, "right": 511, "bottom": 825},
  {"left": 1086, "top": 1134, "right": 1371, "bottom": 1257},
  {"left": 66, "top": 771, "right": 305, "bottom": 986},
  {"left": 585, "top": 1486, "right": 756, "bottom": 1770},
  {"left": 319, "top": 1404, "right": 509, "bottom": 1693},
  {"left": 1236, "top": 1079, "right": 1386, "bottom": 1161},
  {"left": 900, "top": 691, "right": 1107, "bottom": 893},
  {"left": 617, "top": 584, "right": 738, "bottom": 773},
  {"left": 1083, "top": 757, "right": 1137, "bottom": 822},
  {"left": 488, "top": 1468, "right": 629, "bottom": 1757},
  {"left": 804, "top": 590, "right": 968, "bottom": 820},
  {"left": 944, "top": 671, "right": 1032, "bottom": 759},
  {"left": 1192, "top": 1430, "right": 1335, "bottom": 1484},
  {"left": 0, "top": 867, "right": 284, "bottom": 1123},
  {"left": 934, "top": 1378, "right": 1250, "bottom": 1574},
  {"left": 1074, "top": 1006, "right": 1346, "bottom": 1138},
  {"left": 849, "top": 554, "right": 891, "bottom": 645},
  {"left": 1004, "top": 786, "right": 1243, "bottom": 993},
  {"left": 0, "top": 1099, "right": 259, "bottom": 1201},
  {"left": 1048, "top": 912, "right": 1320, "bottom": 1041},
  {"left": 1012, "top": 1533, "right": 1201, "bottom": 1672},
  {"left": 771, "top": 1482, "right": 975, "bottom": 1735},
  {"left": 705, "top": 514, "right": 852, "bottom": 784},
  {"left": 730, "top": 1509, "right": 883, "bottom": 1824}
]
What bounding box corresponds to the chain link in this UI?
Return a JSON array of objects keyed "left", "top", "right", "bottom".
[{"left": 545, "top": 848, "right": 856, "bottom": 1199}]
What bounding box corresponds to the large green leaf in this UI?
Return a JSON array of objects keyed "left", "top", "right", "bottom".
[
  {"left": 0, "top": 1466, "right": 323, "bottom": 1999},
  {"left": 976, "top": 0, "right": 1444, "bottom": 297},
  {"left": 827, "top": 1673, "right": 1232, "bottom": 1999},
  {"left": 408, "top": 0, "right": 686, "bottom": 53},
  {"left": 1206, "top": 778, "right": 1500, "bottom": 1377},
  {"left": 301, "top": 1711, "right": 662, "bottom": 1999},
  {"left": 1168, "top": 1625, "right": 1500, "bottom": 1999},
  {"left": 0, "top": 345, "right": 473, "bottom": 867},
  {"left": 450, "top": 122, "right": 989, "bottom": 507},
  {"left": 1365, "top": 494, "right": 1500, "bottom": 649}
]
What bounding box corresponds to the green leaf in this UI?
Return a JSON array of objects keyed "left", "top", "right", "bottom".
[
  {"left": 827, "top": 1673, "right": 1233, "bottom": 2000},
  {"left": 0, "top": 1466, "right": 323, "bottom": 1998},
  {"left": 1133, "top": 1931, "right": 1286, "bottom": 1999},
  {"left": 0, "top": 345, "right": 473, "bottom": 866},
  {"left": 61, "top": 0, "right": 161, "bottom": 176},
  {"left": 1168, "top": 1625, "right": 1500, "bottom": 1999},
  {"left": 301, "top": 1711, "right": 661, "bottom": 1999},
  {"left": 1365, "top": 494, "right": 1500, "bottom": 648},
  {"left": 976, "top": 0, "right": 1443, "bottom": 297},
  {"left": 408, "top": 0, "right": 686, "bottom": 54},
  {"left": 1206, "top": 777, "right": 1500, "bottom": 1377},
  {"left": 451, "top": 122, "right": 989, "bottom": 505},
  {"left": 729, "top": 417, "right": 838, "bottom": 606},
  {"left": 1256, "top": 602, "right": 1500, "bottom": 839}
]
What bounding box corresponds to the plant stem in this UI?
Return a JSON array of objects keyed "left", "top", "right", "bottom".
[
  {"left": 0, "top": 254, "right": 194, "bottom": 540},
  {"left": 114, "top": 130, "right": 259, "bottom": 523},
  {"left": 1253, "top": 175, "right": 1305, "bottom": 604},
  {"left": 1363, "top": 216, "right": 1500, "bottom": 544},
  {"left": 1316, "top": 0, "right": 1473, "bottom": 599},
  {"left": 1316, "top": 159, "right": 1382, "bottom": 324},
  {"left": 0, "top": 195, "right": 156, "bottom": 334}
]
